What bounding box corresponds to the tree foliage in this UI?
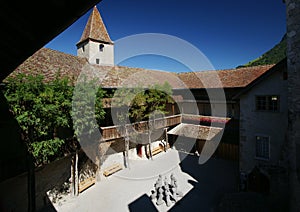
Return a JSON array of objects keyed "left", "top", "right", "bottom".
[
  {"left": 112, "top": 82, "right": 173, "bottom": 123},
  {"left": 72, "top": 77, "right": 106, "bottom": 142},
  {"left": 3, "top": 73, "right": 105, "bottom": 166}
]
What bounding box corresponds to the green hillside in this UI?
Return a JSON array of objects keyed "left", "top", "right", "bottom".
[{"left": 238, "top": 34, "right": 286, "bottom": 68}]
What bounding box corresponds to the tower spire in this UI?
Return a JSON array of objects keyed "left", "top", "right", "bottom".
[
  {"left": 76, "top": 5, "right": 114, "bottom": 66},
  {"left": 77, "top": 6, "right": 113, "bottom": 46}
]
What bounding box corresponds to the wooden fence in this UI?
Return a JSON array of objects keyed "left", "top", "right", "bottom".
[
  {"left": 216, "top": 143, "right": 239, "bottom": 161},
  {"left": 196, "top": 140, "right": 239, "bottom": 161}
]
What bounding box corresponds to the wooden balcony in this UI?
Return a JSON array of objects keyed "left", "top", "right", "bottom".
[{"left": 100, "top": 114, "right": 182, "bottom": 141}]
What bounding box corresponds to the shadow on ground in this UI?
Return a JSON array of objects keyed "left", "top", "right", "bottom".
[
  {"left": 128, "top": 194, "right": 158, "bottom": 212},
  {"left": 170, "top": 152, "right": 239, "bottom": 211},
  {"left": 127, "top": 152, "right": 239, "bottom": 211}
]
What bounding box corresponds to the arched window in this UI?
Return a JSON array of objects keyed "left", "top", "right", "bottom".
[{"left": 99, "top": 44, "right": 104, "bottom": 52}]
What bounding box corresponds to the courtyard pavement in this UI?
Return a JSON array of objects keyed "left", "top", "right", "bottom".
[{"left": 52, "top": 149, "right": 238, "bottom": 211}]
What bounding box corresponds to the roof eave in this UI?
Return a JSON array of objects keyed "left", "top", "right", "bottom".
[
  {"left": 76, "top": 38, "right": 114, "bottom": 47},
  {"left": 232, "top": 59, "right": 287, "bottom": 100}
]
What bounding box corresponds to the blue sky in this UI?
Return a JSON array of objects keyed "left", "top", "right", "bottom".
[{"left": 45, "top": 0, "right": 286, "bottom": 72}]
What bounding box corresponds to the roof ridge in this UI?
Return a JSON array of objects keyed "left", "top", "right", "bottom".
[
  {"left": 87, "top": 6, "right": 97, "bottom": 42},
  {"left": 177, "top": 64, "right": 276, "bottom": 75},
  {"left": 41, "top": 47, "right": 87, "bottom": 61}
]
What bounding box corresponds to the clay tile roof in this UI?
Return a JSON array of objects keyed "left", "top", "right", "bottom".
[
  {"left": 8, "top": 48, "right": 87, "bottom": 83},
  {"left": 77, "top": 6, "right": 113, "bottom": 46},
  {"left": 100, "top": 67, "right": 186, "bottom": 89},
  {"left": 168, "top": 123, "right": 223, "bottom": 140},
  {"left": 7, "top": 48, "right": 186, "bottom": 89},
  {"left": 178, "top": 65, "right": 275, "bottom": 89},
  {"left": 7, "top": 48, "right": 276, "bottom": 91}
]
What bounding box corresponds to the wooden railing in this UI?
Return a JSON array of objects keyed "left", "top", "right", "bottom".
[{"left": 100, "top": 114, "right": 181, "bottom": 141}]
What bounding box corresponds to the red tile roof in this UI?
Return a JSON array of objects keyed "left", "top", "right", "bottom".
[
  {"left": 10, "top": 48, "right": 86, "bottom": 82},
  {"left": 77, "top": 6, "right": 113, "bottom": 45},
  {"left": 178, "top": 65, "right": 275, "bottom": 89},
  {"left": 8, "top": 48, "right": 184, "bottom": 89},
  {"left": 167, "top": 123, "right": 223, "bottom": 140},
  {"left": 8, "top": 48, "right": 275, "bottom": 91}
]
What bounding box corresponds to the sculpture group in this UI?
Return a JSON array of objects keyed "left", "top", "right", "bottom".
[{"left": 151, "top": 173, "right": 183, "bottom": 207}]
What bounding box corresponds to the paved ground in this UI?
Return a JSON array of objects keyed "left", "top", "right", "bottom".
[{"left": 53, "top": 149, "right": 238, "bottom": 211}]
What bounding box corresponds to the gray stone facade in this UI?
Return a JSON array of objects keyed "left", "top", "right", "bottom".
[
  {"left": 286, "top": 0, "right": 300, "bottom": 210},
  {"left": 239, "top": 68, "right": 288, "bottom": 173}
]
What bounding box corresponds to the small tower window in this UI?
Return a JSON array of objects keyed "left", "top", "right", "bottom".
[
  {"left": 82, "top": 45, "right": 85, "bottom": 52},
  {"left": 99, "top": 44, "right": 104, "bottom": 52},
  {"left": 96, "top": 58, "right": 100, "bottom": 64}
]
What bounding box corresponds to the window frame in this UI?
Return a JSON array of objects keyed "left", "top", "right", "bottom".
[
  {"left": 255, "top": 95, "right": 280, "bottom": 112},
  {"left": 99, "top": 44, "right": 104, "bottom": 52},
  {"left": 255, "top": 135, "right": 270, "bottom": 161}
]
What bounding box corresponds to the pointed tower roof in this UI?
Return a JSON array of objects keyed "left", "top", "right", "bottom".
[{"left": 77, "top": 6, "right": 113, "bottom": 46}]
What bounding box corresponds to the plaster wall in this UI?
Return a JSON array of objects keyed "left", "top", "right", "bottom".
[
  {"left": 77, "top": 40, "right": 114, "bottom": 66},
  {"left": 239, "top": 71, "right": 287, "bottom": 172}
]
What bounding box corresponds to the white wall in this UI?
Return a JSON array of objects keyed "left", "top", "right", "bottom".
[{"left": 77, "top": 40, "right": 114, "bottom": 66}]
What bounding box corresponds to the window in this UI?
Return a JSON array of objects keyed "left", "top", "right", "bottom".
[
  {"left": 82, "top": 45, "right": 85, "bottom": 52},
  {"left": 96, "top": 58, "right": 100, "bottom": 64},
  {"left": 256, "top": 95, "right": 279, "bottom": 111},
  {"left": 255, "top": 135, "right": 270, "bottom": 160},
  {"left": 99, "top": 44, "right": 104, "bottom": 52}
]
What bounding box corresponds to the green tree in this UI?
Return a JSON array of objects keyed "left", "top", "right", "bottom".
[
  {"left": 112, "top": 82, "right": 173, "bottom": 123},
  {"left": 143, "top": 82, "right": 173, "bottom": 120},
  {"left": 3, "top": 73, "right": 105, "bottom": 166},
  {"left": 72, "top": 77, "right": 106, "bottom": 142},
  {"left": 111, "top": 82, "right": 173, "bottom": 162}
]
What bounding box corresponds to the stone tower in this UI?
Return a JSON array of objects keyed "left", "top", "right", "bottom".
[{"left": 76, "top": 6, "right": 114, "bottom": 66}]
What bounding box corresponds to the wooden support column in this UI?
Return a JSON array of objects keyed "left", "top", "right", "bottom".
[
  {"left": 123, "top": 126, "right": 130, "bottom": 169},
  {"left": 71, "top": 151, "right": 79, "bottom": 196},
  {"left": 148, "top": 131, "right": 153, "bottom": 160},
  {"left": 172, "top": 104, "right": 175, "bottom": 115},
  {"left": 75, "top": 151, "right": 79, "bottom": 195},
  {"left": 164, "top": 128, "right": 168, "bottom": 151}
]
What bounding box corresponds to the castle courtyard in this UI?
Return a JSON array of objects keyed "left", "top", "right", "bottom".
[{"left": 53, "top": 149, "right": 238, "bottom": 211}]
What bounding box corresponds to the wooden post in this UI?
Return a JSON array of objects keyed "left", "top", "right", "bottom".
[
  {"left": 70, "top": 151, "right": 79, "bottom": 196},
  {"left": 172, "top": 104, "right": 175, "bottom": 115},
  {"left": 164, "top": 128, "right": 168, "bottom": 151},
  {"left": 75, "top": 151, "right": 79, "bottom": 196},
  {"left": 71, "top": 153, "right": 75, "bottom": 196},
  {"left": 125, "top": 126, "right": 130, "bottom": 169},
  {"left": 95, "top": 153, "right": 101, "bottom": 182},
  {"left": 148, "top": 131, "right": 153, "bottom": 160},
  {"left": 148, "top": 120, "right": 153, "bottom": 160}
]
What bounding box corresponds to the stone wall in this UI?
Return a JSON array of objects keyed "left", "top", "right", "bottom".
[
  {"left": 239, "top": 69, "right": 288, "bottom": 172},
  {"left": 286, "top": 0, "right": 300, "bottom": 210},
  {"left": 0, "top": 155, "right": 72, "bottom": 211}
]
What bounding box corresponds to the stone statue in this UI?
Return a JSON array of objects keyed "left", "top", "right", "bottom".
[
  {"left": 170, "top": 173, "right": 176, "bottom": 188},
  {"left": 150, "top": 189, "right": 157, "bottom": 200},
  {"left": 165, "top": 188, "right": 172, "bottom": 207},
  {"left": 156, "top": 187, "right": 164, "bottom": 205}
]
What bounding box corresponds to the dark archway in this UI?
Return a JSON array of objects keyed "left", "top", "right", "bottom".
[{"left": 248, "top": 166, "right": 270, "bottom": 194}]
